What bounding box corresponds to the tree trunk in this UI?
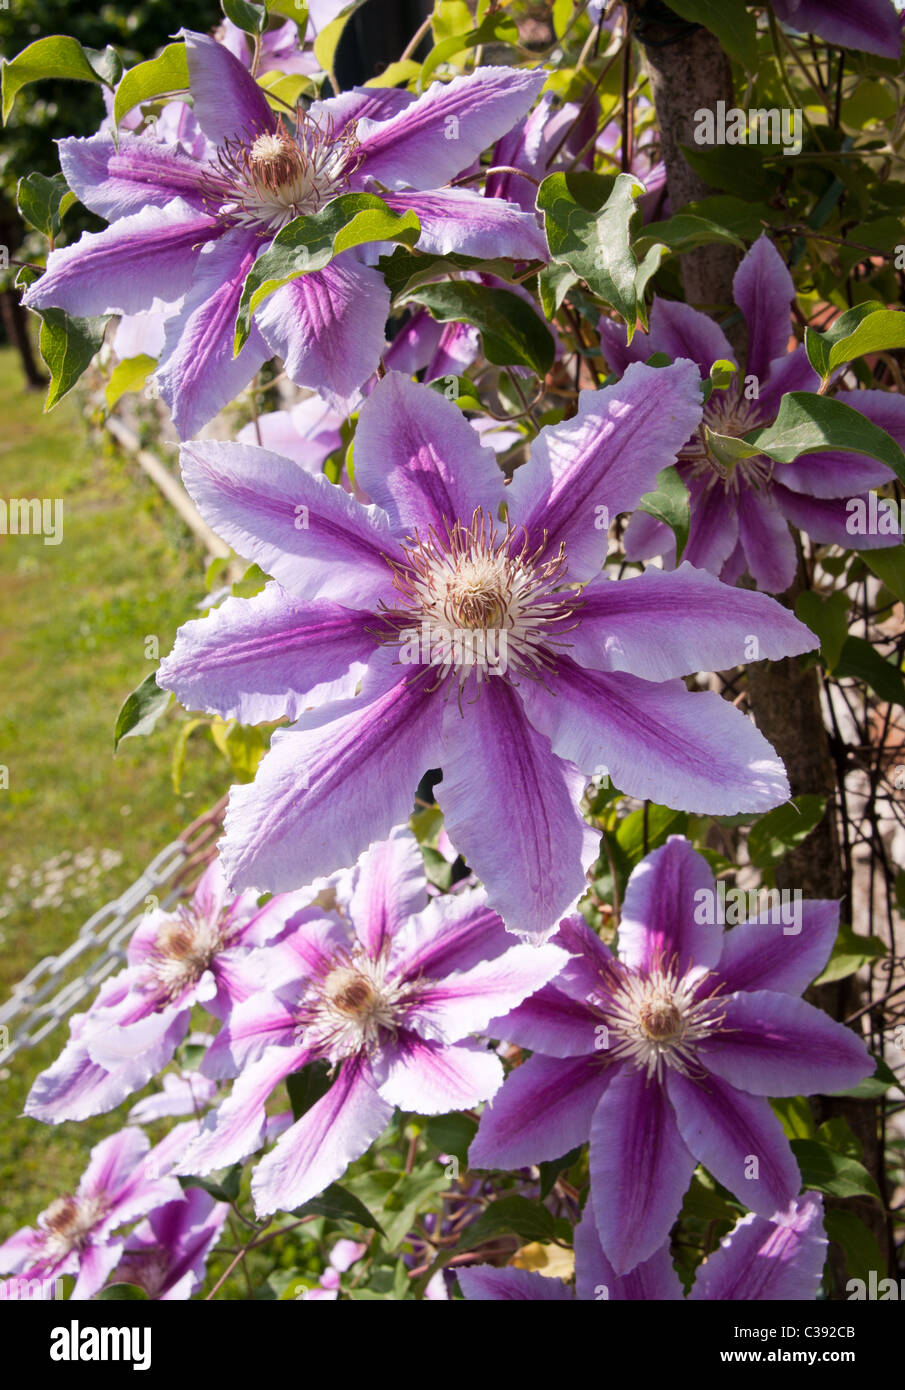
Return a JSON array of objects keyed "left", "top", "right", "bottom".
[{"left": 635, "top": 1, "right": 889, "bottom": 1290}]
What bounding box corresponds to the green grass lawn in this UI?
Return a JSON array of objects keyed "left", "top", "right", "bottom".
[{"left": 0, "top": 347, "right": 228, "bottom": 1240}]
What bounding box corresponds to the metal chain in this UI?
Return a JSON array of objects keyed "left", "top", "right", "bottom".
[{"left": 0, "top": 798, "right": 226, "bottom": 1063}]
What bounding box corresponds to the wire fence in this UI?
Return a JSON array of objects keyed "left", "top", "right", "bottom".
[{"left": 0, "top": 798, "right": 226, "bottom": 1062}]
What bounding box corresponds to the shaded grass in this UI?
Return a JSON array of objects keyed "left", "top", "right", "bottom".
[{"left": 0, "top": 350, "right": 228, "bottom": 1239}]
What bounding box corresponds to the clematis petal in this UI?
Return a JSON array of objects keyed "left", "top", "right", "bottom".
[
  {"left": 458, "top": 1266, "right": 572, "bottom": 1300},
  {"left": 775, "top": 484, "right": 901, "bottom": 549},
  {"left": 757, "top": 343, "right": 819, "bottom": 418},
  {"left": 769, "top": 0, "right": 902, "bottom": 58},
  {"left": 72, "top": 1241, "right": 126, "bottom": 1302},
  {"left": 220, "top": 652, "right": 443, "bottom": 893},
  {"left": 487, "top": 983, "right": 600, "bottom": 1058},
  {"left": 200, "top": 991, "right": 299, "bottom": 1079},
  {"left": 178, "top": 1044, "right": 308, "bottom": 1175},
  {"left": 254, "top": 254, "right": 391, "bottom": 413},
  {"left": 736, "top": 483, "right": 798, "bottom": 593},
  {"left": 22, "top": 199, "right": 218, "bottom": 317},
  {"left": 569, "top": 562, "right": 815, "bottom": 681},
  {"left": 732, "top": 235, "right": 795, "bottom": 384},
  {"left": 181, "top": 28, "right": 276, "bottom": 145},
  {"left": 349, "top": 825, "right": 428, "bottom": 957},
  {"left": 250, "top": 1056, "right": 393, "bottom": 1215},
  {"left": 589, "top": 1067, "right": 697, "bottom": 1274},
  {"left": 390, "top": 888, "right": 516, "bottom": 981},
  {"left": 59, "top": 132, "right": 210, "bottom": 218},
  {"left": 574, "top": 1196, "right": 683, "bottom": 1301},
  {"left": 701, "top": 991, "right": 873, "bottom": 1096},
  {"left": 505, "top": 360, "right": 704, "bottom": 581},
  {"left": 469, "top": 1053, "right": 609, "bottom": 1169},
  {"left": 352, "top": 370, "right": 505, "bottom": 536},
  {"left": 155, "top": 228, "right": 270, "bottom": 439},
  {"left": 353, "top": 67, "right": 547, "bottom": 191},
  {"left": 682, "top": 475, "right": 740, "bottom": 575},
  {"left": 688, "top": 1193, "right": 827, "bottom": 1301},
  {"left": 715, "top": 899, "right": 840, "bottom": 995},
  {"left": 520, "top": 660, "right": 791, "bottom": 814},
  {"left": 157, "top": 582, "right": 374, "bottom": 723},
  {"left": 376, "top": 1034, "right": 502, "bottom": 1111},
  {"left": 380, "top": 187, "right": 548, "bottom": 260},
  {"left": 618, "top": 836, "right": 722, "bottom": 975},
  {"left": 648, "top": 296, "right": 737, "bottom": 372},
  {"left": 407, "top": 941, "right": 570, "bottom": 1044},
  {"left": 666, "top": 1069, "right": 801, "bottom": 1218},
  {"left": 437, "top": 680, "right": 599, "bottom": 939},
  {"left": 597, "top": 315, "right": 650, "bottom": 377},
  {"left": 178, "top": 438, "right": 398, "bottom": 608}
]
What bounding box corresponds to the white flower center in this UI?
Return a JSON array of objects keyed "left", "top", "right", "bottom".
[
  {"left": 145, "top": 907, "right": 224, "bottom": 1004},
  {"left": 205, "top": 113, "right": 358, "bottom": 234},
  {"left": 683, "top": 392, "right": 774, "bottom": 494},
  {"left": 376, "top": 508, "right": 580, "bottom": 691},
  {"left": 597, "top": 961, "right": 726, "bottom": 1080},
  {"left": 39, "top": 1193, "right": 108, "bottom": 1261},
  {"left": 295, "top": 950, "right": 415, "bottom": 1062}
]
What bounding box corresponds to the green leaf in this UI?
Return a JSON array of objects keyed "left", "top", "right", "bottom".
[
  {"left": 636, "top": 212, "right": 745, "bottom": 258},
  {"left": 680, "top": 1171, "right": 744, "bottom": 1223},
  {"left": 538, "top": 261, "right": 579, "bottom": 318},
  {"left": 95, "top": 1283, "right": 150, "bottom": 1300},
  {"left": 85, "top": 45, "right": 124, "bottom": 88},
  {"left": 794, "top": 590, "right": 850, "bottom": 671},
  {"left": 791, "top": 1139, "right": 880, "bottom": 1200},
  {"left": 113, "top": 44, "right": 190, "bottom": 129},
  {"left": 637, "top": 465, "right": 690, "bottom": 562},
  {"left": 179, "top": 1164, "right": 242, "bottom": 1203},
  {"left": 833, "top": 1056, "right": 903, "bottom": 1099},
  {"left": 538, "top": 171, "right": 647, "bottom": 332},
  {"left": 835, "top": 635, "right": 905, "bottom": 708},
  {"left": 286, "top": 1059, "right": 332, "bottom": 1121},
  {"left": 223, "top": 721, "right": 270, "bottom": 782},
  {"left": 616, "top": 804, "right": 687, "bottom": 862},
  {"left": 804, "top": 302, "right": 886, "bottom": 378},
  {"left": 814, "top": 922, "right": 887, "bottom": 986},
  {"left": 222, "top": 0, "right": 268, "bottom": 34},
  {"left": 665, "top": 0, "right": 758, "bottom": 69},
  {"left": 113, "top": 671, "right": 172, "bottom": 751},
  {"left": 747, "top": 794, "right": 826, "bottom": 869},
  {"left": 746, "top": 393, "right": 905, "bottom": 483},
  {"left": 105, "top": 354, "right": 156, "bottom": 412},
  {"left": 538, "top": 1147, "right": 582, "bottom": 1200},
  {"left": 16, "top": 172, "right": 77, "bottom": 239},
  {"left": 2, "top": 36, "right": 101, "bottom": 124},
  {"left": 864, "top": 547, "right": 905, "bottom": 604},
  {"left": 35, "top": 307, "right": 109, "bottom": 411},
  {"left": 826, "top": 309, "right": 905, "bottom": 372},
  {"left": 405, "top": 282, "right": 554, "bottom": 375},
  {"left": 291, "top": 1182, "right": 384, "bottom": 1234},
  {"left": 771, "top": 1096, "right": 818, "bottom": 1141},
  {"left": 459, "top": 1195, "right": 556, "bottom": 1251},
  {"left": 235, "top": 194, "right": 421, "bottom": 350},
  {"left": 378, "top": 248, "right": 520, "bottom": 300},
  {"left": 424, "top": 1113, "right": 478, "bottom": 1165},
  {"left": 346, "top": 1164, "right": 445, "bottom": 1251},
  {"left": 420, "top": 12, "right": 519, "bottom": 87},
  {"left": 824, "top": 1209, "right": 885, "bottom": 1285}
]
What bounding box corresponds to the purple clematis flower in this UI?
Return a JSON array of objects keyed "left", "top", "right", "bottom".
[
  {"left": 770, "top": 0, "right": 902, "bottom": 59},
  {"left": 23, "top": 31, "right": 547, "bottom": 435},
  {"left": 458, "top": 1192, "right": 827, "bottom": 1301},
  {"left": 174, "top": 827, "right": 569, "bottom": 1216},
  {"left": 25, "top": 859, "right": 311, "bottom": 1123},
  {"left": 158, "top": 364, "right": 815, "bottom": 938},
  {"left": 109, "top": 1186, "right": 228, "bottom": 1300},
  {"left": 0, "top": 1125, "right": 187, "bottom": 1301},
  {"left": 602, "top": 236, "right": 903, "bottom": 593},
  {"left": 469, "top": 835, "right": 872, "bottom": 1274}
]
